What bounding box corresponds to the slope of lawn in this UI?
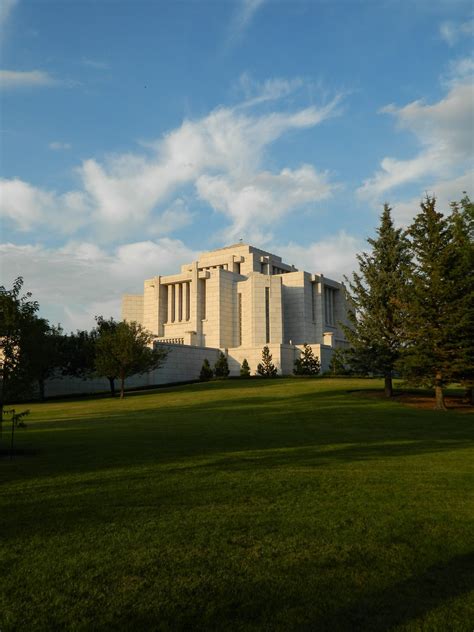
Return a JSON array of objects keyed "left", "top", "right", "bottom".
[{"left": 0, "top": 378, "right": 473, "bottom": 631}]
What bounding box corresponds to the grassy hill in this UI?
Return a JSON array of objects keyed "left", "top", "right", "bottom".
[{"left": 1, "top": 378, "right": 473, "bottom": 631}]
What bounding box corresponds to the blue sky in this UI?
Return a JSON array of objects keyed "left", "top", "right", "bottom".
[{"left": 1, "top": 0, "right": 473, "bottom": 331}]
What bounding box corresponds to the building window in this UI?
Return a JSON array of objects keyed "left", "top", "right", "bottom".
[
  {"left": 312, "top": 282, "right": 316, "bottom": 322},
  {"left": 324, "top": 287, "right": 336, "bottom": 325},
  {"left": 238, "top": 293, "right": 242, "bottom": 346},
  {"left": 178, "top": 284, "right": 183, "bottom": 322},
  {"left": 265, "top": 286, "right": 270, "bottom": 343},
  {"left": 186, "top": 282, "right": 190, "bottom": 321}
]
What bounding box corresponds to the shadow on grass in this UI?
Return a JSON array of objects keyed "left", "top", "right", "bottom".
[{"left": 310, "top": 550, "right": 474, "bottom": 631}]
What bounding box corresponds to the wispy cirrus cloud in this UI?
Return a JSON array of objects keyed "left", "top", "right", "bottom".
[
  {"left": 1, "top": 85, "right": 342, "bottom": 241},
  {"left": 49, "top": 141, "right": 71, "bottom": 151},
  {"left": 81, "top": 57, "right": 109, "bottom": 70},
  {"left": 0, "top": 69, "right": 57, "bottom": 88},
  {"left": 228, "top": 0, "right": 266, "bottom": 45},
  {"left": 440, "top": 19, "right": 474, "bottom": 46},
  {"left": 358, "top": 61, "right": 473, "bottom": 207},
  {"left": 0, "top": 0, "right": 18, "bottom": 28}
]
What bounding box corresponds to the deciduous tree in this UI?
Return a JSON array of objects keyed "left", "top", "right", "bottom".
[{"left": 94, "top": 320, "right": 167, "bottom": 398}]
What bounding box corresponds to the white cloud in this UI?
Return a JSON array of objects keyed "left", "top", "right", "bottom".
[
  {"left": 0, "top": 178, "right": 91, "bottom": 232},
  {"left": 237, "top": 73, "right": 304, "bottom": 107},
  {"left": 358, "top": 75, "right": 474, "bottom": 201},
  {"left": 277, "top": 231, "right": 364, "bottom": 283},
  {"left": 0, "top": 69, "right": 57, "bottom": 88},
  {"left": 196, "top": 165, "right": 335, "bottom": 243},
  {"left": 0, "top": 0, "right": 18, "bottom": 28},
  {"left": 229, "top": 0, "right": 266, "bottom": 43},
  {"left": 391, "top": 170, "right": 474, "bottom": 225},
  {"left": 1, "top": 94, "right": 340, "bottom": 239},
  {"left": 49, "top": 141, "right": 71, "bottom": 151},
  {"left": 0, "top": 238, "right": 197, "bottom": 332},
  {"left": 440, "top": 19, "right": 474, "bottom": 46},
  {"left": 81, "top": 58, "right": 109, "bottom": 70}
]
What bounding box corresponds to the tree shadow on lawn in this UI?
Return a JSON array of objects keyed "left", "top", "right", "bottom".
[{"left": 3, "top": 389, "right": 473, "bottom": 484}]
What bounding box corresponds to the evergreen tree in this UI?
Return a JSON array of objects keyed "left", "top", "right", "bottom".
[
  {"left": 328, "top": 348, "right": 349, "bottom": 376},
  {"left": 214, "top": 352, "right": 230, "bottom": 378},
  {"left": 199, "top": 359, "right": 213, "bottom": 381},
  {"left": 294, "top": 343, "right": 320, "bottom": 376},
  {"left": 95, "top": 320, "right": 167, "bottom": 398},
  {"left": 448, "top": 194, "right": 474, "bottom": 403},
  {"left": 257, "top": 346, "right": 278, "bottom": 377},
  {"left": 344, "top": 204, "right": 410, "bottom": 397},
  {"left": 240, "top": 358, "right": 251, "bottom": 377},
  {"left": 399, "top": 196, "right": 463, "bottom": 410}
]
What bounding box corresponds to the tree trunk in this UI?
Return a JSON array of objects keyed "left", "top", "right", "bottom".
[
  {"left": 108, "top": 377, "right": 116, "bottom": 398},
  {"left": 384, "top": 375, "right": 393, "bottom": 398},
  {"left": 120, "top": 375, "right": 125, "bottom": 399},
  {"left": 38, "top": 378, "right": 45, "bottom": 402},
  {"left": 434, "top": 375, "right": 447, "bottom": 411},
  {"left": 463, "top": 386, "right": 473, "bottom": 405}
]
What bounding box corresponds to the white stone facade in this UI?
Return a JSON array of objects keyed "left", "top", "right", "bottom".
[{"left": 122, "top": 244, "right": 350, "bottom": 377}]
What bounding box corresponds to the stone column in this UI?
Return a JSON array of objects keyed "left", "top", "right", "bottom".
[{"left": 182, "top": 282, "right": 188, "bottom": 321}]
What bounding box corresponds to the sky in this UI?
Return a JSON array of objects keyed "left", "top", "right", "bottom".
[{"left": 1, "top": 0, "right": 473, "bottom": 332}]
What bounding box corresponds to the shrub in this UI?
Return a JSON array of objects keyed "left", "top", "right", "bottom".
[
  {"left": 257, "top": 346, "right": 278, "bottom": 377},
  {"left": 199, "top": 359, "right": 213, "bottom": 381},
  {"left": 240, "top": 358, "right": 251, "bottom": 377},
  {"left": 214, "top": 352, "right": 230, "bottom": 378},
  {"left": 294, "top": 343, "right": 320, "bottom": 376}
]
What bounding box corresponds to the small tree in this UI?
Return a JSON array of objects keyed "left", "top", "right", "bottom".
[
  {"left": 257, "top": 346, "right": 278, "bottom": 377},
  {"left": 294, "top": 343, "right": 320, "bottom": 376},
  {"left": 94, "top": 320, "right": 167, "bottom": 398},
  {"left": 240, "top": 358, "right": 251, "bottom": 377},
  {"left": 0, "top": 277, "right": 39, "bottom": 422},
  {"left": 328, "top": 348, "right": 350, "bottom": 376},
  {"left": 94, "top": 316, "right": 120, "bottom": 396},
  {"left": 214, "top": 352, "right": 230, "bottom": 378},
  {"left": 21, "top": 319, "right": 63, "bottom": 401},
  {"left": 60, "top": 329, "right": 97, "bottom": 381},
  {"left": 199, "top": 358, "right": 213, "bottom": 381}
]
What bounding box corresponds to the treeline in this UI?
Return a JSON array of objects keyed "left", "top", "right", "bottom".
[
  {"left": 0, "top": 280, "right": 167, "bottom": 418},
  {"left": 344, "top": 194, "right": 474, "bottom": 409}
]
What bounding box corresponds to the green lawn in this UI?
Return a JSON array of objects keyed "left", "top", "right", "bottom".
[{"left": 1, "top": 378, "right": 473, "bottom": 631}]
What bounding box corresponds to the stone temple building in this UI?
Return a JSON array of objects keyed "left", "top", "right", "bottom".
[{"left": 122, "top": 243, "right": 350, "bottom": 377}]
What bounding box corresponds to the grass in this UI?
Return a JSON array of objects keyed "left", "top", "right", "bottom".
[{"left": 0, "top": 378, "right": 473, "bottom": 631}]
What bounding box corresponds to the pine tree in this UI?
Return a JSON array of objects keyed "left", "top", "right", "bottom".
[
  {"left": 240, "top": 358, "right": 251, "bottom": 377},
  {"left": 294, "top": 343, "right": 320, "bottom": 375},
  {"left": 448, "top": 195, "right": 474, "bottom": 403},
  {"left": 199, "top": 358, "right": 213, "bottom": 381},
  {"left": 214, "top": 351, "right": 230, "bottom": 378},
  {"left": 328, "top": 348, "right": 349, "bottom": 376},
  {"left": 257, "top": 346, "right": 278, "bottom": 377},
  {"left": 399, "top": 196, "right": 463, "bottom": 410},
  {"left": 344, "top": 204, "right": 410, "bottom": 397}
]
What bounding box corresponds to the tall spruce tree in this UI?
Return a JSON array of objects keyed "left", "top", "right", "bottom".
[
  {"left": 344, "top": 204, "right": 410, "bottom": 397},
  {"left": 399, "top": 196, "right": 464, "bottom": 410},
  {"left": 447, "top": 194, "right": 474, "bottom": 403}
]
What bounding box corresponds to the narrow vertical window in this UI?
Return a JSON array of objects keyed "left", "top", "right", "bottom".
[
  {"left": 186, "top": 282, "right": 190, "bottom": 321},
  {"left": 265, "top": 286, "right": 270, "bottom": 343},
  {"left": 238, "top": 293, "right": 242, "bottom": 346},
  {"left": 178, "top": 284, "right": 183, "bottom": 322},
  {"left": 171, "top": 284, "right": 175, "bottom": 323},
  {"left": 311, "top": 282, "right": 315, "bottom": 322}
]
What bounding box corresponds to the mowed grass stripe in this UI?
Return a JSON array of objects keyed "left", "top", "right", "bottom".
[{"left": 1, "top": 378, "right": 473, "bottom": 631}]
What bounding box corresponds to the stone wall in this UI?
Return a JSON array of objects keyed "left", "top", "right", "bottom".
[{"left": 43, "top": 343, "right": 221, "bottom": 398}]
